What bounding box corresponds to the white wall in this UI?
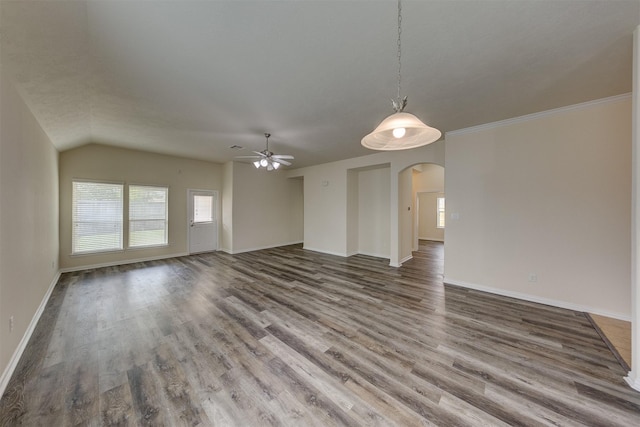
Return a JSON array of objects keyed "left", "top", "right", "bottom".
[
  {"left": 418, "top": 192, "right": 445, "bottom": 241},
  {"left": 0, "top": 78, "right": 59, "bottom": 386},
  {"left": 59, "top": 144, "right": 223, "bottom": 270},
  {"left": 346, "top": 170, "right": 359, "bottom": 256},
  {"left": 413, "top": 163, "right": 445, "bottom": 193},
  {"left": 225, "top": 162, "right": 303, "bottom": 253},
  {"left": 358, "top": 167, "right": 390, "bottom": 258},
  {"left": 413, "top": 164, "right": 445, "bottom": 246},
  {"left": 445, "top": 95, "right": 632, "bottom": 319},
  {"left": 399, "top": 167, "right": 414, "bottom": 262},
  {"left": 298, "top": 162, "right": 349, "bottom": 256},
  {"left": 626, "top": 25, "right": 640, "bottom": 390},
  {"left": 221, "top": 161, "right": 233, "bottom": 252}
]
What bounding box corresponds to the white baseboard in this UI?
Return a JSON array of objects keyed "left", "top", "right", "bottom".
[
  {"left": 0, "top": 271, "right": 60, "bottom": 400},
  {"left": 444, "top": 277, "right": 631, "bottom": 321},
  {"left": 357, "top": 251, "right": 390, "bottom": 259},
  {"left": 625, "top": 373, "right": 640, "bottom": 392},
  {"left": 223, "top": 241, "right": 304, "bottom": 255},
  {"left": 418, "top": 237, "right": 444, "bottom": 242},
  {"left": 302, "top": 246, "right": 348, "bottom": 258},
  {"left": 60, "top": 252, "right": 189, "bottom": 273},
  {"left": 400, "top": 254, "right": 413, "bottom": 265},
  {"left": 390, "top": 254, "right": 413, "bottom": 268}
]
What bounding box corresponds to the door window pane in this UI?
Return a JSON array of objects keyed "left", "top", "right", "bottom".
[{"left": 194, "top": 195, "right": 213, "bottom": 223}]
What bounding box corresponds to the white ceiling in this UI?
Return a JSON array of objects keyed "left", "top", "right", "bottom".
[{"left": 1, "top": 1, "right": 638, "bottom": 168}]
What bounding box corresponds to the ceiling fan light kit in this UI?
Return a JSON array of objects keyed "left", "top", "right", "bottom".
[
  {"left": 362, "top": 0, "right": 440, "bottom": 151},
  {"left": 254, "top": 157, "right": 280, "bottom": 171}
]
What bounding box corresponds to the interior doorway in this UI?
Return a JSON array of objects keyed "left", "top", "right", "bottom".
[{"left": 402, "top": 163, "right": 444, "bottom": 258}]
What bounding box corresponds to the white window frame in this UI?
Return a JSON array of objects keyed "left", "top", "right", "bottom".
[
  {"left": 72, "top": 180, "right": 124, "bottom": 255},
  {"left": 436, "top": 196, "right": 445, "bottom": 229},
  {"left": 128, "top": 184, "right": 169, "bottom": 249}
]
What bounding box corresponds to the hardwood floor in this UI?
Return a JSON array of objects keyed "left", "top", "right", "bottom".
[
  {"left": 588, "top": 313, "right": 632, "bottom": 371},
  {"left": 1, "top": 240, "right": 639, "bottom": 426}
]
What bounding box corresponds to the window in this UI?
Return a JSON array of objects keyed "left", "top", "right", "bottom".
[
  {"left": 129, "top": 185, "right": 168, "bottom": 248},
  {"left": 193, "top": 194, "right": 213, "bottom": 223},
  {"left": 437, "top": 197, "right": 445, "bottom": 228},
  {"left": 72, "top": 181, "right": 124, "bottom": 254}
]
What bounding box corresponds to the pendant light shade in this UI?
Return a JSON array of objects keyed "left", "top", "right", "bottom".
[
  {"left": 361, "top": 112, "right": 441, "bottom": 150},
  {"left": 362, "top": 0, "right": 440, "bottom": 151}
]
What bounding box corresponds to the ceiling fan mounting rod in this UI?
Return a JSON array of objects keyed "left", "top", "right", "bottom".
[{"left": 264, "top": 133, "right": 271, "bottom": 152}]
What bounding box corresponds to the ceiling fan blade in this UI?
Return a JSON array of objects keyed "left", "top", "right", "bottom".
[
  {"left": 274, "top": 159, "right": 291, "bottom": 166},
  {"left": 252, "top": 151, "right": 266, "bottom": 156},
  {"left": 272, "top": 154, "right": 294, "bottom": 159},
  {"left": 234, "top": 156, "right": 261, "bottom": 159}
]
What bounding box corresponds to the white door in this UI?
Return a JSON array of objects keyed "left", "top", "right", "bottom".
[{"left": 188, "top": 190, "right": 218, "bottom": 254}]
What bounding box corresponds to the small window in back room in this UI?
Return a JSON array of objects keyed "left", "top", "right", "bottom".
[
  {"left": 437, "top": 197, "right": 445, "bottom": 228},
  {"left": 129, "top": 185, "right": 169, "bottom": 248}
]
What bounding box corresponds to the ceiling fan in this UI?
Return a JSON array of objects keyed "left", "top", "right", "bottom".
[{"left": 236, "top": 133, "right": 294, "bottom": 171}]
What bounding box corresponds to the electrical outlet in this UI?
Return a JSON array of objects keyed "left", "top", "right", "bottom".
[
  {"left": 528, "top": 273, "right": 538, "bottom": 283},
  {"left": 9, "top": 316, "right": 14, "bottom": 332}
]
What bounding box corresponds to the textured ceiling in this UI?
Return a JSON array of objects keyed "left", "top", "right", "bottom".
[{"left": 1, "top": 1, "right": 638, "bottom": 168}]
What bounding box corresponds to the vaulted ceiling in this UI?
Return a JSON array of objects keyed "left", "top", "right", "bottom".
[{"left": 1, "top": 1, "right": 638, "bottom": 168}]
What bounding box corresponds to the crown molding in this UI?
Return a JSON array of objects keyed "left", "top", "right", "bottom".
[{"left": 446, "top": 93, "right": 632, "bottom": 137}]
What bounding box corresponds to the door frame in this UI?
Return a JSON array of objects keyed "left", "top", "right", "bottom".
[{"left": 186, "top": 189, "right": 219, "bottom": 254}]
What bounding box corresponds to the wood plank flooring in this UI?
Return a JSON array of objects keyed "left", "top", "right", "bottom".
[
  {"left": 1, "top": 240, "right": 640, "bottom": 426},
  {"left": 588, "top": 313, "right": 632, "bottom": 371}
]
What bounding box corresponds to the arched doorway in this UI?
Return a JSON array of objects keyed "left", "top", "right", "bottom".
[{"left": 397, "top": 163, "right": 445, "bottom": 263}]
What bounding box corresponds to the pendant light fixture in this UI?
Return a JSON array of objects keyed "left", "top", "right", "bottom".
[{"left": 361, "top": 0, "right": 440, "bottom": 151}]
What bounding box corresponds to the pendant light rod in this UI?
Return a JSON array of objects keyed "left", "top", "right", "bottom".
[
  {"left": 393, "top": 0, "right": 407, "bottom": 113},
  {"left": 396, "top": 0, "right": 402, "bottom": 104},
  {"left": 361, "top": 0, "right": 441, "bottom": 151}
]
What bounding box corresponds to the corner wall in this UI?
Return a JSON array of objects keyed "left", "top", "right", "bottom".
[
  {"left": 0, "top": 79, "right": 59, "bottom": 390},
  {"left": 625, "top": 25, "right": 640, "bottom": 391},
  {"left": 225, "top": 162, "right": 303, "bottom": 253},
  {"left": 445, "top": 95, "right": 632, "bottom": 319},
  {"left": 399, "top": 167, "right": 413, "bottom": 262},
  {"left": 297, "top": 162, "right": 349, "bottom": 256},
  {"left": 358, "top": 167, "right": 390, "bottom": 258},
  {"left": 221, "top": 161, "right": 234, "bottom": 253}
]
